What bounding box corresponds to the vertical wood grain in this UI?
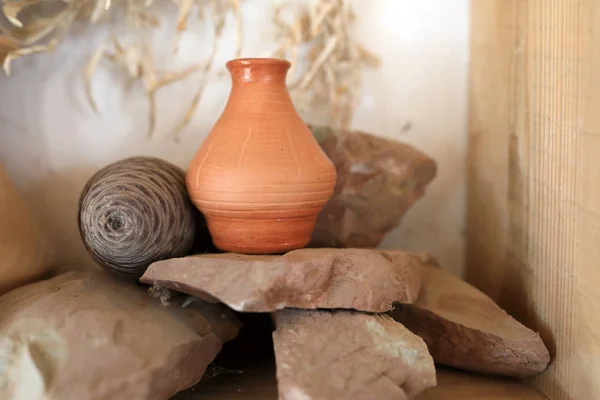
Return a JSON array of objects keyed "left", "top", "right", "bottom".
[{"left": 468, "top": 1, "right": 600, "bottom": 399}]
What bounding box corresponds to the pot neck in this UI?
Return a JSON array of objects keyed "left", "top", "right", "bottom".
[{"left": 226, "top": 58, "right": 291, "bottom": 86}]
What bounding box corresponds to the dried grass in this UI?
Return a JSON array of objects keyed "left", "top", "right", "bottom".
[
  {"left": 0, "top": 0, "right": 240, "bottom": 138},
  {"left": 0, "top": 0, "right": 378, "bottom": 136},
  {"left": 266, "top": 0, "right": 380, "bottom": 128}
]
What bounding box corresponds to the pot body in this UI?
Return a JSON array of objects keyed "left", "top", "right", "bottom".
[{"left": 186, "top": 58, "right": 337, "bottom": 254}]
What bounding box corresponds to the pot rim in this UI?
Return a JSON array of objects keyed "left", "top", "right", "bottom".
[{"left": 226, "top": 57, "right": 291, "bottom": 68}]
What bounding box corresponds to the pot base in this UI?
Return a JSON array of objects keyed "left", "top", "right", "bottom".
[{"left": 207, "top": 215, "right": 316, "bottom": 254}]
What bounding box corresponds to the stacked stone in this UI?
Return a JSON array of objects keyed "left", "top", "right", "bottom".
[
  {"left": 141, "top": 247, "right": 550, "bottom": 400},
  {"left": 0, "top": 128, "right": 550, "bottom": 400},
  {"left": 140, "top": 127, "right": 548, "bottom": 399}
]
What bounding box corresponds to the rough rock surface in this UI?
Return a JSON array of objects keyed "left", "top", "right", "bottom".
[
  {"left": 0, "top": 271, "right": 240, "bottom": 400},
  {"left": 0, "top": 164, "right": 54, "bottom": 295},
  {"left": 178, "top": 296, "right": 241, "bottom": 343},
  {"left": 390, "top": 265, "right": 551, "bottom": 378},
  {"left": 141, "top": 248, "right": 425, "bottom": 312},
  {"left": 272, "top": 310, "right": 436, "bottom": 400},
  {"left": 310, "top": 126, "right": 437, "bottom": 248}
]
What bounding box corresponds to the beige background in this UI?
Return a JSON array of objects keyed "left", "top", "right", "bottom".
[{"left": 0, "top": 0, "right": 469, "bottom": 274}]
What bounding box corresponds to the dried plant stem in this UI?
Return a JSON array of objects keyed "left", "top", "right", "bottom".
[
  {"left": 171, "top": 2, "right": 220, "bottom": 140},
  {"left": 3, "top": 39, "right": 58, "bottom": 75},
  {"left": 271, "top": 0, "right": 380, "bottom": 128},
  {"left": 0, "top": 0, "right": 379, "bottom": 137},
  {"left": 296, "top": 36, "right": 337, "bottom": 90},
  {"left": 230, "top": 0, "right": 243, "bottom": 58},
  {"left": 0, "top": 0, "right": 242, "bottom": 138},
  {"left": 84, "top": 44, "right": 107, "bottom": 114},
  {"left": 147, "top": 63, "right": 204, "bottom": 136},
  {"left": 176, "top": 0, "right": 194, "bottom": 31}
]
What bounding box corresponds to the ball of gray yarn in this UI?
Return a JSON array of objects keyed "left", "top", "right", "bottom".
[{"left": 78, "top": 157, "right": 197, "bottom": 278}]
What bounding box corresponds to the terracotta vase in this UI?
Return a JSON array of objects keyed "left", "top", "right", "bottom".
[{"left": 186, "top": 58, "right": 337, "bottom": 254}]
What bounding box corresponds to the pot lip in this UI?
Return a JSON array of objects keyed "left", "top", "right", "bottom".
[{"left": 226, "top": 57, "right": 291, "bottom": 68}]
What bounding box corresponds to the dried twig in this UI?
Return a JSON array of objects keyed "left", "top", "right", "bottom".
[
  {"left": 0, "top": 0, "right": 378, "bottom": 136},
  {"left": 270, "top": 0, "right": 380, "bottom": 128},
  {"left": 83, "top": 43, "right": 106, "bottom": 113},
  {"left": 229, "top": 0, "right": 242, "bottom": 58},
  {"left": 171, "top": 0, "right": 221, "bottom": 140},
  {"left": 0, "top": 0, "right": 242, "bottom": 138}
]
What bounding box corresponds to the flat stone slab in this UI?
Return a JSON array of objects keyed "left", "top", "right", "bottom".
[
  {"left": 390, "top": 265, "right": 551, "bottom": 378},
  {"left": 272, "top": 309, "right": 436, "bottom": 400},
  {"left": 0, "top": 271, "right": 240, "bottom": 400},
  {"left": 141, "top": 248, "right": 426, "bottom": 312}
]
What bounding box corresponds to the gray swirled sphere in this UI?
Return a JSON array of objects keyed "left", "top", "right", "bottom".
[{"left": 78, "top": 157, "right": 197, "bottom": 278}]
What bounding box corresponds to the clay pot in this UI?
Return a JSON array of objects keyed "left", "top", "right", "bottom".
[{"left": 186, "top": 58, "right": 337, "bottom": 254}]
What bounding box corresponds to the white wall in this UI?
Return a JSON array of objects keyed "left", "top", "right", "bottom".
[{"left": 0, "top": 0, "right": 469, "bottom": 275}]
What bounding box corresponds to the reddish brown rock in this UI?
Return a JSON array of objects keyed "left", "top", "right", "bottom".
[
  {"left": 0, "top": 271, "right": 240, "bottom": 400},
  {"left": 390, "top": 265, "right": 550, "bottom": 378},
  {"left": 178, "top": 296, "right": 241, "bottom": 343},
  {"left": 310, "top": 126, "right": 437, "bottom": 248},
  {"left": 273, "top": 310, "right": 436, "bottom": 400},
  {"left": 141, "top": 248, "right": 424, "bottom": 313}
]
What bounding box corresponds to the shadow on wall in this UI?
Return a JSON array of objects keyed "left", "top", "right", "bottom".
[
  {"left": 464, "top": 168, "right": 562, "bottom": 398},
  {"left": 380, "top": 141, "right": 466, "bottom": 277}
]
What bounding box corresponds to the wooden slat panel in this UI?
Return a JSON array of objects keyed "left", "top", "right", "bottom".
[{"left": 468, "top": 1, "right": 600, "bottom": 399}]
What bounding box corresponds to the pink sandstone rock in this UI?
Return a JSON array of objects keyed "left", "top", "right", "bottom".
[
  {"left": 141, "top": 248, "right": 425, "bottom": 313},
  {"left": 0, "top": 271, "right": 240, "bottom": 400},
  {"left": 390, "top": 265, "right": 551, "bottom": 378},
  {"left": 273, "top": 310, "right": 436, "bottom": 400},
  {"left": 309, "top": 126, "right": 437, "bottom": 248}
]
